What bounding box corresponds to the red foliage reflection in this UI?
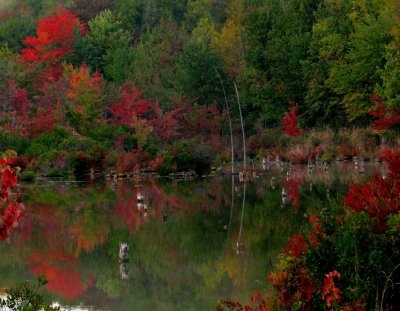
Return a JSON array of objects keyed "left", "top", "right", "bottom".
[
  {"left": 285, "top": 178, "right": 300, "bottom": 209},
  {"left": 30, "top": 251, "right": 87, "bottom": 300}
]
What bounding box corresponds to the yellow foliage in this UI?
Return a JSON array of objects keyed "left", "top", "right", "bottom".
[
  {"left": 132, "top": 116, "right": 153, "bottom": 149},
  {"left": 210, "top": 0, "right": 246, "bottom": 78}
]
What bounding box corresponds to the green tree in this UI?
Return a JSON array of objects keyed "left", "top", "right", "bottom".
[
  {"left": 327, "top": 5, "right": 394, "bottom": 123},
  {"left": 241, "top": 0, "right": 321, "bottom": 127},
  {"left": 0, "top": 12, "right": 35, "bottom": 52},
  {"left": 376, "top": 0, "right": 400, "bottom": 109},
  {"left": 184, "top": 0, "right": 228, "bottom": 31},
  {"left": 177, "top": 20, "right": 225, "bottom": 104},
  {"left": 121, "top": 20, "right": 183, "bottom": 105},
  {"left": 302, "top": 0, "right": 353, "bottom": 127},
  {"left": 71, "top": 9, "right": 131, "bottom": 81}
]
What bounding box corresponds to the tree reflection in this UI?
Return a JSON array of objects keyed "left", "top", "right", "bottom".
[{"left": 0, "top": 163, "right": 381, "bottom": 310}]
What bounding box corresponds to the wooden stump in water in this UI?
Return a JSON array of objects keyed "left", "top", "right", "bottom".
[
  {"left": 239, "top": 171, "right": 248, "bottom": 182},
  {"left": 119, "top": 243, "right": 129, "bottom": 262}
]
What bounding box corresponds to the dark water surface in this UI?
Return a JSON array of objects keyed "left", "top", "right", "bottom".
[{"left": 0, "top": 162, "right": 383, "bottom": 310}]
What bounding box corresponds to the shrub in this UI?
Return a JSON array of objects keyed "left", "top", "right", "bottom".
[
  {"left": 156, "top": 154, "right": 174, "bottom": 176},
  {"left": 0, "top": 276, "right": 60, "bottom": 311},
  {"left": 230, "top": 150, "right": 400, "bottom": 311},
  {"left": 0, "top": 131, "right": 28, "bottom": 154}
]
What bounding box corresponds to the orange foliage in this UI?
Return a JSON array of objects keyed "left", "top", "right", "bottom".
[{"left": 64, "top": 64, "right": 104, "bottom": 101}]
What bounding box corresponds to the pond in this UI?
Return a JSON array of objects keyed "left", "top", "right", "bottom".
[{"left": 0, "top": 161, "right": 384, "bottom": 310}]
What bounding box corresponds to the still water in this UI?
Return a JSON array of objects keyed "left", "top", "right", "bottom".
[{"left": 0, "top": 162, "right": 382, "bottom": 310}]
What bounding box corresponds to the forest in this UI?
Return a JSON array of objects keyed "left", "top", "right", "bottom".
[{"left": 0, "top": 0, "right": 399, "bottom": 178}]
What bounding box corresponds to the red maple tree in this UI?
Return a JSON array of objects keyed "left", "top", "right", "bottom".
[
  {"left": 282, "top": 106, "right": 303, "bottom": 137},
  {"left": 369, "top": 103, "right": 400, "bottom": 131},
  {"left": 111, "top": 82, "right": 152, "bottom": 127},
  {"left": 21, "top": 8, "right": 83, "bottom": 64},
  {"left": 369, "top": 95, "right": 400, "bottom": 130}
]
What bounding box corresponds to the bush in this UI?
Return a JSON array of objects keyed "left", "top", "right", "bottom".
[
  {"left": 122, "top": 135, "right": 138, "bottom": 152},
  {"left": 24, "top": 127, "right": 105, "bottom": 177},
  {"left": 191, "top": 144, "right": 215, "bottom": 175},
  {"left": 0, "top": 276, "right": 60, "bottom": 311},
  {"left": 20, "top": 170, "right": 36, "bottom": 182},
  {"left": 25, "top": 127, "right": 73, "bottom": 157},
  {"left": 156, "top": 154, "right": 174, "bottom": 176},
  {"left": 0, "top": 131, "right": 28, "bottom": 154}
]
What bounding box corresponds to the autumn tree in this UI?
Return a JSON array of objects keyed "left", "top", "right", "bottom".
[
  {"left": 210, "top": 0, "right": 246, "bottom": 79},
  {"left": 20, "top": 7, "right": 84, "bottom": 84},
  {"left": 282, "top": 106, "right": 303, "bottom": 137},
  {"left": 63, "top": 64, "right": 106, "bottom": 134},
  {"left": 369, "top": 95, "right": 400, "bottom": 131},
  {"left": 21, "top": 7, "right": 82, "bottom": 64},
  {"left": 0, "top": 80, "right": 31, "bottom": 136}
]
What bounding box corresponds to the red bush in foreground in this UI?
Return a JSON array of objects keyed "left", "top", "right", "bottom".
[
  {"left": 217, "top": 289, "right": 269, "bottom": 311},
  {"left": 284, "top": 233, "right": 308, "bottom": 257},
  {"left": 0, "top": 157, "right": 25, "bottom": 241},
  {"left": 322, "top": 270, "right": 341, "bottom": 308},
  {"left": 345, "top": 150, "right": 400, "bottom": 232}
]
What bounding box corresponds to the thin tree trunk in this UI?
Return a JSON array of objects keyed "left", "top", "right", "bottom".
[
  {"left": 234, "top": 82, "right": 246, "bottom": 171},
  {"left": 214, "top": 66, "right": 235, "bottom": 175}
]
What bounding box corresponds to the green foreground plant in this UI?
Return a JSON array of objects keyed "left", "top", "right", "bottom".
[{"left": 0, "top": 276, "right": 59, "bottom": 311}]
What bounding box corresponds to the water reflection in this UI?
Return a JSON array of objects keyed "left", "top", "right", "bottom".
[
  {"left": 236, "top": 181, "right": 246, "bottom": 255},
  {"left": 0, "top": 162, "right": 381, "bottom": 310}
]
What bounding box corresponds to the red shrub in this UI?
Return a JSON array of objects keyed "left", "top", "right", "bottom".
[
  {"left": 285, "top": 178, "right": 301, "bottom": 209},
  {"left": 0, "top": 158, "right": 25, "bottom": 241},
  {"left": 284, "top": 233, "right": 308, "bottom": 257},
  {"left": 282, "top": 107, "right": 303, "bottom": 137},
  {"left": 322, "top": 270, "right": 341, "bottom": 308},
  {"left": 369, "top": 96, "right": 400, "bottom": 130},
  {"left": 218, "top": 289, "right": 269, "bottom": 311},
  {"left": 345, "top": 151, "right": 400, "bottom": 232}
]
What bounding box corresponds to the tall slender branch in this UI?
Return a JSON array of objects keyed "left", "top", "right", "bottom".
[
  {"left": 234, "top": 82, "right": 246, "bottom": 171},
  {"left": 214, "top": 66, "right": 235, "bottom": 175}
]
